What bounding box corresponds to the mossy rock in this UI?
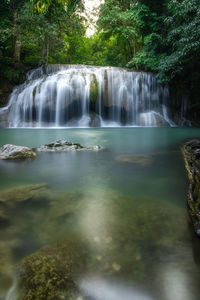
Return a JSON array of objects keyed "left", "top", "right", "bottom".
[
  {"left": 182, "top": 138, "right": 200, "bottom": 236},
  {"left": 36, "top": 140, "right": 102, "bottom": 152},
  {"left": 89, "top": 75, "right": 98, "bottom": 103},
  {"left": 16, "top": 238, "right": 87, "bottom": 300},
  {"left": 0, "top": 184, "right": 49, "bottom": 205},
  {"left": 115, "top": 154, "right": 153, "bottom": 166},
  {"left": 0, "top": 144, "right": 37, "bottom": 160},
  {"left": 0, "top": 183, "right": 49, "bottom": 222}
]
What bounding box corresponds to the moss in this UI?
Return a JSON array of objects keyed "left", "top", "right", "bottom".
[
  {"left": 0, "top": 144, "right": 37, "bottom": 160},
  {"left": 0, "top": 184, "right": 49, "bottom": 222},
  {"left": 89, "top": 75, "right": 98, "bottom": 103},
  {"left": 16, "top": 237, "right": 87, "bottom": 300},
  {"left": 181, "top": 139, "right": 200, "bottom": 236},
  {"left": 7, "top": 151, "right": 37, "bottom": 160},
  {"left": 0, "top": 183, "right": 49, "bottom": 205}
]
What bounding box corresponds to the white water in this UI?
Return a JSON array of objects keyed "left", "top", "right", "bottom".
[{"left": 3, "top": 65, "right": 174, "bottom": 127}]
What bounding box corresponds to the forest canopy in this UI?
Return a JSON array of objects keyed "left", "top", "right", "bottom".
[{"left": 0, "top": 0, "right": 200, "bottom": 104}]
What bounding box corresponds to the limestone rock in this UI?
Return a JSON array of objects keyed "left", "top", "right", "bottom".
[
  {"left": 0, "top": 108, "right": 8, "bottom": 127},
  {"left": 182, "top": 138, "right": 200, "bottom": 237},
  {"left": 139, "top": 111, "right": 169, "bottom": 126},
  {"left": 36, "top": 140, "right": 102, "bottom": 152},
  {"left": 0, "top": 144, "right": 37, "bottom": 160}
]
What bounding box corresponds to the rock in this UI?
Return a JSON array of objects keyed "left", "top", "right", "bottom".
[
  {"left": 36, "top": 140, "right": 102, "bottom": 152},
  {"left": 139, "top": 111, "right": 169, "bottom": 126},
  {"left": 0, "top": 144, "right": 37, "bottom": 160},
  {"left": 89, "top": 112, "right": 101, "bottom": 127},
  {"left": 0, "top": 183, "right": 49, "bottom": 205},
  {"left": 115, "top": 154, "right": 153, "bottom": 166},
  {"left": 15, "top": 238, "right": 87, "bottom": 300},
  {"left": 182, "top": 138, "right": 200, "bottom": 237},
  {"left": 0, "top": 184, "right": 49, "bottom": 222},
  {"left": 0, "top": 108, "right": 8, "bottom": 127}
]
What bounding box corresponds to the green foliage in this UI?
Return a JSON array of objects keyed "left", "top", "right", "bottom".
[
  {"left": 0, "top": 0, "right": 200, "bottom": 107},
  {"left": 0, "top": 0, "right": 85, "bottom": 83},
  {"left": 157, "top": 0, "right": 200, "bottom": 82},
  {"left": 96, "top": 0, "right": 164, "bottom": 68}
]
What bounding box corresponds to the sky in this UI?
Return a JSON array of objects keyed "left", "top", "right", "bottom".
[{"left": 83, "top": 0, "right": 104, "bottom": 36}]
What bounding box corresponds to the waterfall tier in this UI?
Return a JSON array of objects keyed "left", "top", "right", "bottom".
[{"left": 3, "top": 65, "right": 174, "bottom": 127}]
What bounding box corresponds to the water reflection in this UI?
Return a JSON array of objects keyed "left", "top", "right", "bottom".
[
  {"left": 162, "top": 266, "right": 192, "bottom": 300},
  {"left": 79, "top": 188, "right": 112, "bottom": 252},
  {"left": 80, "top": 277, "right": 154, "bottom": 300}
]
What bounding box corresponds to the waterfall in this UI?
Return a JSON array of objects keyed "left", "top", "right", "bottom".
[{"left": 2, "top": 65, "right": 174, "bottom": 127}]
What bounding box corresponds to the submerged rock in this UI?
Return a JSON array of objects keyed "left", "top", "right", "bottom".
[
  {"left": 15, "top": 238, "right": 87, "bottom": 300},
  {"left": 0, "top": 184, "right": 49, "bottom": 222},
  {"left": 36, "top": 140, "right": 102, "bottom": 152},
  {"left": 115, "top": 154, "right": 153, "bottom": 166},
  {"left": 182, "top": 138, "right": 200, "bottom": 237},
  {"left": 3, "top": 188, "right": 187, "bottom": 299},
  {"left": 0, "top": 242, "right": 13, "bottom": 295},
  {"left": 0, "top": 183, "right": 49, "bottom": 205},
  {"left": 0, "top": 144, "right": 37, "bottom": 160}
]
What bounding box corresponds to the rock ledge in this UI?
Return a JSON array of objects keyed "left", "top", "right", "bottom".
[{"left": 182, "top": 138, "right": 200, "bottom": 237}]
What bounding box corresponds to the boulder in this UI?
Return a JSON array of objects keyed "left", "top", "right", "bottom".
[
  {"left": 15, "top": 237, "right": 87, "bottom": 300},
  {"left": 139, "top": 111, "right": 169, "bottom": 126},
  {"left": 182, "top": 138, "right": 200, "bottom": 237},
  {"left": 0, "top": 144, "right": 37, "bottom": 160},
  {"left": 36, "top": 140, "right": 102, "bottom": 152}
]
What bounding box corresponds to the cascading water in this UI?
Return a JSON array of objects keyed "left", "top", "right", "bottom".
[{"left": 2, "top": 65, "right": 174, "bottom": 127}]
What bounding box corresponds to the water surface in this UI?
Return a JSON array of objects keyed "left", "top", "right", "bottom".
[{"left": 0, "top": 128, "right": 200, "bottom": 300}]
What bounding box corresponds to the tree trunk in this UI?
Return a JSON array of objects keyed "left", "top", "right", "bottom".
[
  {"left": 41, "top": 34, "right": 50, "bottom": 65},
  {"left": 13, "top": 11, "right": 21, "bottom": 64}
]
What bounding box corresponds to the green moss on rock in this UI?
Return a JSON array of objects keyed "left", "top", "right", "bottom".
[
  {"left": 0, "top": 183, "right": 49, "bottom": 222},
  {"left": 182, "top": 139, "right": 200, "bottom": 236},
  {"left": 16, "top": 238, "right": 87, "bottom": 300},
  {"left": 0, "top": 144, "right": 37, "bottom": 160},
  {"left": 89, "top": 75, "right": 98, "bottom": 103},
  {"left": 115, "top": 154, "right": 153, "bottom": 166}
]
